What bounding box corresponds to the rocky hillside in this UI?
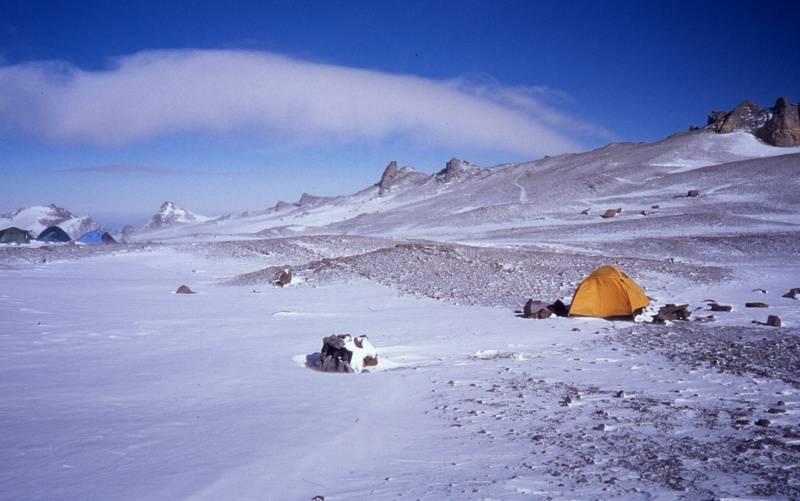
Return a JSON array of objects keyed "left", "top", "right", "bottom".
[{"left": 707, "top": 96, "right": 800, "bottom": 146}]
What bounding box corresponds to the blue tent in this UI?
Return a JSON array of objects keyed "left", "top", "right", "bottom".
[
  {"left": 37, "top": 226, "right": 71, "bottom": 242},
  {"left": 78, "top": 229, "right": 117, "bottom": 244},
  {"left": 78, "top": 229, "right": 103, "bottom": 244}
]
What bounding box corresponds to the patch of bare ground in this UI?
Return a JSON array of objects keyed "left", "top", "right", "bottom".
[
  {"left": 616, "top": 323, "right": 800, "bottom": 387},
  {"left": 231, "top": 241, "right": 730, "bottom": 308}
]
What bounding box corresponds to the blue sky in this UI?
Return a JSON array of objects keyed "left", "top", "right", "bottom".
[{"left": 1, "top": 0, "right": 798, "bottom": 226}]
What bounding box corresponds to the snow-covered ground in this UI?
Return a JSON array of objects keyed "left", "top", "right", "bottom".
[{"left": 1, "top": 238, "right": 798, "bottom": 500}]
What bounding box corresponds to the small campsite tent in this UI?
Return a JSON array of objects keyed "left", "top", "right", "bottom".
[
  {"left": 0, "top": 227, "right": 32, "bottom": 244},
  {"left": 37, "top": 226, "right": 71, "bottom": 243},
  {"left": 569, "top": 265, "right": 649, "bottom": 318},
  {"left": 101, "top": 232, "right": 116, "bottom": 244}
]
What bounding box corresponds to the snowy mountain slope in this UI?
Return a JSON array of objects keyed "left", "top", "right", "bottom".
[
  {"left": 0, "top": 204, "right": 100, "bottom": 239},
  {"left": 127, "top": 130, "right": 800, "bottom": 244}
]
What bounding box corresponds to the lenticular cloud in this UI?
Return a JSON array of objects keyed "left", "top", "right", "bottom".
[{"left": 0, "top": 49, "right": 595, "bottom": 156}]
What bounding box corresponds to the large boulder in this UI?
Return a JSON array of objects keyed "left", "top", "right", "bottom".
[
  {"left": 652, "top": 304, "right": 691, "bottom": 323},
  {"left": 274, "top": 269, "right": 292, "bottom": 287},
  {"left": 318, "top": 334, "right": 379, "bottom": 373}
]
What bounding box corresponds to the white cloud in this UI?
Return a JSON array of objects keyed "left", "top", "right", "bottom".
[{"left": 0, "top": 49, "right": 608, "bottom": 156}]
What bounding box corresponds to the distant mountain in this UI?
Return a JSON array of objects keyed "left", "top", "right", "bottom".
[
  {"left": 129, "top": 127, "right": 800, "bottom": 244},
  {"left": 706, "top": 96, "right": 800, "bottom": 146},
  {"left": 145, "top": 201, "right": 210, "bottom": 229},
  {"left": 0, "top": 204, "right": 100, "bottom": 239}
]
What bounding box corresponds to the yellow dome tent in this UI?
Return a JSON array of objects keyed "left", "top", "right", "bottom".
[{"left": 569, "top": 266, "right": 649, "bottom": 318}]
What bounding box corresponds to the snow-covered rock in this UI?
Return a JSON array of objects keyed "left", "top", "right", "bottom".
[{"left": 0, "top": 204, "right": 99, "bottom": 239}]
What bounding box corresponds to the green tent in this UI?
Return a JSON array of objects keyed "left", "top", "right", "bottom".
[{"left": 0, "top": 227, "right": 32, "bottom": 244}]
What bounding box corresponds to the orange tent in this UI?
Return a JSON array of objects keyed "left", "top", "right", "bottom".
[{"left": 569, "top": 266, "right": 649, "bottom": 318}]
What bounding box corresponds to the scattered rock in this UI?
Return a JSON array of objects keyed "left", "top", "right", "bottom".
[
  {"left": 767, "top": 315, "right": 782, "bottom": 327},
  {"left": 593, "top": 423, "right": 606, "bottom": 432},
  {"left": 639, "top": 210, "right": 649, "bottom": 216},
  {"left": 614, "top": 390, "right": 626, "bottom": 399},
  {"left": 652, "top": 304, "right": 691, "bottom": 323},
  {"left": 311, "top": 496, "right": 325, "bottom": 501},
  {"left": 767, "top": 407, "right": 786, "bottom": 414},
  {"left": 709, "top": 303, "right": 732, "bottom": 312},
  {"left": 694, "top": 314, "right": 715, "bottom": 323},
  {"left": 561, "top": 395, "right": 572, "bottom": 407},
  {"left": 745, "top": 302, "right": 769, "bottom": 308},
  {"left": 600, "top": 208, "right": 622, "bottom": 219},
  {"left": 755, "top": 419, "right": 771, "bottom": 428},
  {"left": 687, "top": 190, "right": 700, "bottom": 198},
  {"left": 274, "top": 269, "right": 292, "bottom": 287},
  {"left": 580, "top": 208, "right": 591, "bottom": 215},
  {"left": 752, "top": 288, "right": 767, "bottom": 294},
  {"left": 651, "top": 204, "right": 660, "bottom": 209},
  {"left": 571, "top": 327, "right": 581, "bottom": 332},
  {"left": 782, "top": 288, "right": 800, "bottom": 299},
  {"left": 175, "top": 285, "right": 195, "bottom": 294}
]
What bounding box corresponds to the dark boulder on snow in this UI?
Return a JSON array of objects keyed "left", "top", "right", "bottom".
[
  {"left": 767, "top": 315, "right": 782, "bottom": 327},
  {"left": 176, "top": 285, "right": 195, "bottom": 294},
  {"left": 600, "top": 208, "right": 621, "bottom": 219},
  {"left": 274, "top": 269, "right": 292, "bottom": 287},
  {"left": 745, "top": 302, "right": 769, "bottom": 308},
  {"left": 319, "top": 335, "right": 355, "bottom": 373},
  {"left": 782, "top": 288, "right": 800, "bottom": 299},
  {"left": 707, "top": 96, "right": 800, "bottom": 146},
  {"left": 687, "top": 190, "right": 700, "bottom": 198},
  {"left": 709, "top": 303, "right": 732, "bottom": 312},
  {"left": 652, "top": 304, "right": 691, "bottom": 323}
]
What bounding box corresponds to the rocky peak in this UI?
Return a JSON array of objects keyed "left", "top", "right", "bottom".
[
  {"left": 706, "top": 97, "right": 800, "bottom": 146},
  {"left": 147, "top": 201, "right": 205, "bottom": 228},
  {"left": 378, "top": 160, "right": 398, "bottom": 195},
  {"left": 436, "top": 158, "right": 481, "bottom": 183},
  {"left": 274, "top": 200, "right": 294, "bottom": 211}
]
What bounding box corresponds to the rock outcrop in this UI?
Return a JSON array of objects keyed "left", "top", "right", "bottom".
[
  {"left": 707, "top": 97, "right": 800, "bottom": 146},
  {"left": 436, "top": 158, "right": 482, "bottom": 183},
  {"left": 378, "top": 160, "right": 398, "bottom": 195}
]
